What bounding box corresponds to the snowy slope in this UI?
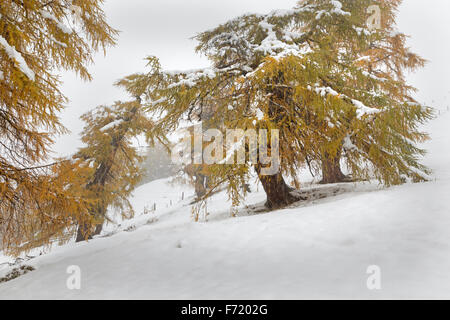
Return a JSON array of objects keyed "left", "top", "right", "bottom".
[{"left": 0, "top": 112, "right": 449, "bottom": 299}]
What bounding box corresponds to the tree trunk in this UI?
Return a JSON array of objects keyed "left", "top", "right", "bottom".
[
  {"left": 76, "top": 223, "right": 92, "bottom": 242},
  {"left": 194, "top": 173, "right": 207, "bottom": 200},
  {"left": 75, "top": 205, "right": 105, "bottom": 242},
  {"left": 320, "top": 152, "right": 349, "bottom": 184},
  {"left": 255, "top": 71, "right": 305, "bottom": 209},
  {"left": 75, "top": 101, "right": 140, "bottom": 242},
  {"left": 93, "top": 223, "right": 103, "bottom": 236},
  {"left": 255, "top": 166, "right": 300, "bottom": 209},
  {"left": 75, "top": 222, "right": 103, "bottom": 243}
]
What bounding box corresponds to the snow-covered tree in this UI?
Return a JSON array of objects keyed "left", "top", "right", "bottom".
[
  {"left": 73, "top": 78, "right": 155, "bottom": 242},
  {"left": 123, "top": 0, "right": 432, "bottom": 209}
]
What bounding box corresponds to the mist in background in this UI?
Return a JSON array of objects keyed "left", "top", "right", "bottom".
[{"left": 52, "top": 0, "right": 450, "bottom": 158}]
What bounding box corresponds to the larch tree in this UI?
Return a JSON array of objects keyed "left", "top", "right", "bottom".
[
  {"left": 294, "top": 0, "right": 431, "bottom": 184},
  {"left": 0, "top": 0, "right": 117, "bottom": 254},
  {"left": 122, "top": 0, "right": 432, "bottom": 210},
  {"left": 73, "top": 78, "right": 155, "bottom": 242}
]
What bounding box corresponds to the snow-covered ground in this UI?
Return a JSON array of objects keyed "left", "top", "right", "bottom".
[{"left": 0, "top": 111, "right": 449, "bottom": 299}]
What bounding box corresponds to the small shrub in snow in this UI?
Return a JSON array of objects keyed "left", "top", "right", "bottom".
[{"left": 0, "top": 265, "right": 35, "bottom": 284}]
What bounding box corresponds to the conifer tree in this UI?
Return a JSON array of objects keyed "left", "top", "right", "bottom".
[
  {"left": 0, "top": 0, "right": 117, "bottom": 253},
  {"left": 124, "top": 0, "right": 432, "bottom": 209},
  {"left": 294, "top": 0, "right": 431, "bottom": 184},
  {"left": 73, "top": 79, "right": 154, "bottom": 242}
]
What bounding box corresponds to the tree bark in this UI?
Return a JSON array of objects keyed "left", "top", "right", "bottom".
[
  {"left": 75, "top": 222, "right": 103, "bottom": 242},
  {"left": 93, "top": 223, "right": 103, "bottom": 236},
  {"left": 320, "top": 152, "right": 350, "bottom": 184},
  {"left": 255, "top": 165, "right": 300, "bottom": 209},
  {"left": 194, "top": 173, "right": 207, "bottom": 200},
  {"left": 75, "top": 204, "right": 106, "bottom": 242},
  {"left": 75, "top": 223, "right": 92, "bottom": 242}
]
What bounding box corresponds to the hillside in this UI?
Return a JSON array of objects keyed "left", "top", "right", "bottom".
[{"left": 0, "top": 110, "right": 449, "bottom": 299}]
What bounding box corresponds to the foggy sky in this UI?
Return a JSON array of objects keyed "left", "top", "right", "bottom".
[{"left": 52, "top": 0, "right": 450, "bottom": 157}]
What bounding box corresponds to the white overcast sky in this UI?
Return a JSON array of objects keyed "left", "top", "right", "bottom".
[{"left": 53, "top": 0, "right": 450, "bottom": 157}]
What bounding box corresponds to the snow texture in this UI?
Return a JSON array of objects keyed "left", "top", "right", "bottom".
[
  {"left": 40, "top": 10, "right": 73, "bottom": 35},
  {"left": 0, "top": 36, "right": 35, "bottom": 81},
  {"left": 0, "top": 109, "right": 449, "bottom": 300}
]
